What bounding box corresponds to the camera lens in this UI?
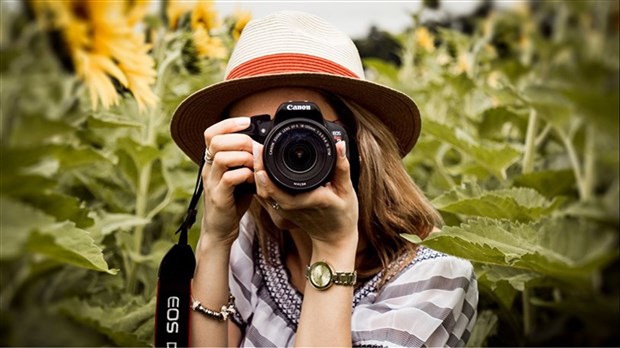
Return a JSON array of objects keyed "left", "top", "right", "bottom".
[
  {"left": 284, "top": 141, "right": 316, "bottom": 173},
  {"left": 263, "top": 119, "right": 336, "bottom": 192}
]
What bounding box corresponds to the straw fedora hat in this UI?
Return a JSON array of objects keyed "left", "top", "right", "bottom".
[{"left": 171, "top": 10, "right": 421, "bottom": 164}]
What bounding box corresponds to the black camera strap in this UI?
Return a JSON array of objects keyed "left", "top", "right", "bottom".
[{"left": 155, "top": 160, "right": 204, "bottom": 348}]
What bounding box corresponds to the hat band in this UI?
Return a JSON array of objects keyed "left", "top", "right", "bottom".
[{"left": 226, "top": 53, "right": 360, "bottom": 80}]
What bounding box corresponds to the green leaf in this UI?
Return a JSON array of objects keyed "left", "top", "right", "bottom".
[
  {"left": 403, "top": 217, "right": 618, "bottom": 282},
  {"left": 512, "top": 169, "right": 575, "bottom": 198},
  {"left": 27, "top": 221, "right": 118, "bottom": 274},
  {"left": 432, "top": 183, "right": 564, "bottom": 221},
  {"left": 424, "top": 119, "right": 522, "bottom": 179},
  {"left": 522, "top": 85, "right": 576, "bottom": 136},
  {"left": 91, "top": 212, "right": 151, "bottom": 237},
  {"left": 23, "top": 192, "right": 94, "bottom": 228},
  {"left": 87, "top": 112, "right": 142, "bottom": 128},
  {"left": 479, "top": 106, "right": 527, "bottom": 140},
  {"left": 8, "top": 115, "right": 77, "bottom": 147},
  {"left": 117, "top": 137, "right": 160, "bottom": 170},
  {"left": 56, "top": 296, "right": 156, "bottom": 347},
  {"left": 47, "top": 144, "right": 110, "bottom": 170},
  {"left": 0, "top": 196, "right": 56, "bottom": 259},
  {"left": 466, "top": 310, "right": 498, "bottom": 348}
]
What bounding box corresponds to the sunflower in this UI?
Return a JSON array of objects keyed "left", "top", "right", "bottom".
[
  {"left": 166, "top": 1, "right": 227, "bottom": 59},
  {"left": 415, "top": 27, "right": 435, "bottom": 53},
  {"left": 32, "top": 0, "right": 157, "bottom": 112},
  {"left": 166, "top": 0, "right": 194, "bottom": 29},
  {"left": 190, "top": 1, "right": 227, "bottom": 59},
  {"left": 231, "top": 9, "right": 252, "bottom": 41}
]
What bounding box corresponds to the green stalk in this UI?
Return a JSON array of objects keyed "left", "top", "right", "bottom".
[
  {"left": 522, "top": 108, "right": 538, "bottom": 174},
  {"left": 560, "top": 132, "right": 587, "bottom": 201},
  {"left": 522, "top": 287, "right": 533, "bottom": 337},
  {"left": 582, "top": 125, "right": 596, "bottom": 202},
  {"left": 127, "top": 47, "right": 181, "bottom": 293},
  {"left": 520, "top": 109, "right": 539, "bottom": 337}
]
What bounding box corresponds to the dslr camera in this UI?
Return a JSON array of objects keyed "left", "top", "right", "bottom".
[{"left": 236, "top": 101, "right": 358, "bottom": 193}]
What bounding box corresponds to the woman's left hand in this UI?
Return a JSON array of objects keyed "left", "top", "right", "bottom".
[{"left": 253, "top": 141, "right": 359, "bottom": 246}]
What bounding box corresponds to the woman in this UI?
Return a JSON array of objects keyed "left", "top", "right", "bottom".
[{"left": 170, "top": 11, "right": 478, "bottom": 347}]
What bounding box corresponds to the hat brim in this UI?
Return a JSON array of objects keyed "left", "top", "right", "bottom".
[{"left": 171, "top": 72, "right": 421, "bottom": 164}]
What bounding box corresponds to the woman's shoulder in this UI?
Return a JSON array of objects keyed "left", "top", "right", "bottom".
[{"left": 371, "top": 245, "right": 477, "bottom": 304}]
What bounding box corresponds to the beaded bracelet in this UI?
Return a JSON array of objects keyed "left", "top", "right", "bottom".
[{"left": 191, "top": 294, "right": 236, "bottom": 321}]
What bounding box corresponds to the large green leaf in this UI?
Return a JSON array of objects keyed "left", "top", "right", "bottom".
[
  {"left": 512, "top": 169, "right": 575, "bottom": 198},
  {"left": 27, "top": 221, "right": 118, "bottom": 274},
  {"left": 403, "top": 217, "right": 618, "bottom": 283},
  {"left": 522, "top": 85, "right": 578, "bottom": 137},
  {"left": 1, "top": 197, "right": 115, "bottom": 273},
  {"left": 117, "top": 137, "right": 160, "bottom": 170},
  {"left": 0, "top": 197, "right": 55, "bottom": 259},
  {"left": 432, "top": 183, "right": 564, "bottom": 221},
  {"left": 87, "top": 112, "right": 142, "bottom": 129},
  {"left": 424, "top": 119, "right": 522, "bottom": 179},
  {"left": 57, "top": 296, "right": 155, "bottom": 347},
  {"left": 91, "top": 212, "right": 152, "bottom": 237}
]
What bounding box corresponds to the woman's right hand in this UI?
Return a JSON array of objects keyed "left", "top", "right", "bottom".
[{"left": 200, "top": 117, "right": 255, "bottom": 247}]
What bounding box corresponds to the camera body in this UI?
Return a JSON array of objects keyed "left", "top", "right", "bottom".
[{"left": 236, "top": 101, "right": 358, "bottom": 193}]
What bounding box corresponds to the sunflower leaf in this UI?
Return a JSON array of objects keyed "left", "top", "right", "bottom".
[
  {"left": 432, "top": 183, "right": 564, "bottom": 221},
  {"left": 56, "top": 296, "right": 155, "bottom": 347},
  {"left": 403, "top": 217, "right": 618, "bottom": 283},
  {"left": 27, "top": 221, "right": 118, "bottom": 274},
  {"left": 0, "top": 197, "right": 56, "bottom": 259},
  {"left": 424, "top": 119, "right": 522, "bottom": 179}
]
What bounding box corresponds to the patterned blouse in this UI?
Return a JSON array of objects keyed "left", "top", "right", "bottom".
[{"left": 228, "top": 215, "right": 478, "bottom": 347}]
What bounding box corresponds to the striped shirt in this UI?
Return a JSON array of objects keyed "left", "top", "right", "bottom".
[{"left": 228, "top": 215, "right": 478, "bottom": 347}]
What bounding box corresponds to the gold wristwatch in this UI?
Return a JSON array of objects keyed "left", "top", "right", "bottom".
[{"left": 306, "top": 261, "right": 357, "bottom": 290}]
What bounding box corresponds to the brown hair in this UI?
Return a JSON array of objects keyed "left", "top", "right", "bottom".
[{"left": 250, "top": 93, "right": 442, "bottom": 287}]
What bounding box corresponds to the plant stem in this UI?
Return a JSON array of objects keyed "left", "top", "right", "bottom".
[
  {"left": 127, "top": 46, "right": 180, "bottom": 293},
  {"left": 522, "top": 108, "right": 538, "bottom": 174},
  {"left": 560, "top": 131, "right": 587, "bottom": 201},
  {"left": 522, "top": 287, "right": 533, "bottom": 337},
  {"left": 520, "top": 110, "right": 538, "bottom": 337},
  {"left": 582, "top": 125, "right": 596, "bottom": 202}
]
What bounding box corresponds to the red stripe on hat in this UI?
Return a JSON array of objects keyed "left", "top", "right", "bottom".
[{"left": 226, "top": 53, "right": 360, "bottom": 80}]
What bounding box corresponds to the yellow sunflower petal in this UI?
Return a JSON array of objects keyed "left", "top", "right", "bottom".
[
  {"left": 191, "top": 1, "right": 220, "bottom": 31},
  {"left": 192, "top": 26, "right": 227, "bottom": 59},
  {"left": 167, "top": 0, "right": 195, "bottom": 29}
]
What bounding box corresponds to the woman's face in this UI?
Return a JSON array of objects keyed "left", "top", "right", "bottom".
[{"left": 228, "top": 87, "right": 340, "bottom": 230}]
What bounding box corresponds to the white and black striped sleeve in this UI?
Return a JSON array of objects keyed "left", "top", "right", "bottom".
[{"left": 351, "top": 255, "right": 478, "bottom": 347}]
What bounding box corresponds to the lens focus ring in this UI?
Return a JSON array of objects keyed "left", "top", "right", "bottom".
[{"left": 263, "top": 119, "right": 336, "bottom": 192}]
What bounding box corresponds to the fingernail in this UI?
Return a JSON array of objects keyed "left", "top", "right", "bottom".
[
  {"left": 339, "top": 141, "right": 347, "bottom": 158},
  {"left": 253, "top": 141, "right": 259, "bottom": 160},
  {"left": 257, "top": 171, "right": 267, "bottom": 187},
  {"left": 236, "top": 117, "right": 250, "bottom": 126}
]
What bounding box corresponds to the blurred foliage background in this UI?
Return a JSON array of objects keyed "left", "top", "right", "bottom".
[{"left": 1, "top": 0, "right": 618, "bottom": 346}]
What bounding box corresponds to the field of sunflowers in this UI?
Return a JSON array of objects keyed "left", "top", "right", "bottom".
[{"left": 1, "top": 1, "right": 618, "bottom": 346}]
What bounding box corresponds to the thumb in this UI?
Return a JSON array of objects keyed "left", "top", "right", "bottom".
[{"left": 331, "top": 141, "right": 353, "bottom": 193}]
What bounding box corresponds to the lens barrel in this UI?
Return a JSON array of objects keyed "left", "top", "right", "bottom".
[{"left": 263, "top": 118, "right": 336, "bottom": 192}]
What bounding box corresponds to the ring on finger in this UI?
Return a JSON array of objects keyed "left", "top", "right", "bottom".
[
  {"left": 269, "top": 200, "right": 280, "bottom": 210},
  {"left": 204, "top": 146, "right": 215, "bottom": 165}
]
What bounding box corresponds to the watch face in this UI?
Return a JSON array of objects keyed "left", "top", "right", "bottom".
[{"left": 309, "top": 261, "right": 333, "bottom": 290}]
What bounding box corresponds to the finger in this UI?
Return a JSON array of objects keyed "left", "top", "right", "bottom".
[
  {"left": 253, "top": 141, "right": 264, "bottom": 172},
  {"left": 253, "top": 142, "right": 270, "bottom": 199},
  {"left": 209, "top": 151, "right": 254, "bottom": 182},
  {"left": 216, "top": 167, "right": 254, "bottom": 195},
  {"left": 204, "top": 117, "right": 251, "bottom": 147},
  {"left": 209, "top": 133, "right": 254, "bottom": 155},
  {"left": 330, "top": 141, "right": 353, "bottom": 194}
]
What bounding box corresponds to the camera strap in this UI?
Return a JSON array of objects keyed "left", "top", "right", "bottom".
[{"left": 154, "top": 160, "right": 204, "bottom": 348}]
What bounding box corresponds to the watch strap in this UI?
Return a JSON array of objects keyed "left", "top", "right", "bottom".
[{"left": 333, "top": 270, "right": 357, "bottom": 286}]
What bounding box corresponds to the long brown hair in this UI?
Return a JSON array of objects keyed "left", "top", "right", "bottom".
[{"left": 250, "top": 92, "right": 442, "bottom": 287}]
